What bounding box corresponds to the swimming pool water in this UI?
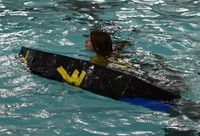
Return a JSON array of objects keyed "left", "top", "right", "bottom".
[{"left": 0, "top": 0, "right": 200, "bottom": 135}]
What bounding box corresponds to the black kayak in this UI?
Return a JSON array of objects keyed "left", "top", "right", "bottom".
[{"left": 19, "top": 47, "right": 181, "bottom": 102}]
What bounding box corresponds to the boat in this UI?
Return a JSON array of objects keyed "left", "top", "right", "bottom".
[{"left": 19, "top": 47, "right": 181, "bottom": 103}]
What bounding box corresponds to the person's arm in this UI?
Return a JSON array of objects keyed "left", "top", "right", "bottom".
[{"left": 113, "top": 41, "right": 129, "bottom": 51}]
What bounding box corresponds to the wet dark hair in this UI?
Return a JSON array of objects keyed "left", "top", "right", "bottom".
[{"left": 90, "top": 31, "right": 112, "bottom": 56}]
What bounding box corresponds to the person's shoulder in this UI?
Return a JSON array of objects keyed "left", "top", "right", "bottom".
[{"left": 90, "top": 55, "right": 108, "bottom": 65}]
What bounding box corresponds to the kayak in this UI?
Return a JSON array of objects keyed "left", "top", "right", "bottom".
[{"left": 19, "top": 47, "right": 181, "bottom": 103}]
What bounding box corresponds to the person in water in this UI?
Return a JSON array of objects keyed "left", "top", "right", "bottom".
[
  {"left": 85, "top": 31, "right": 113, "bottom": 64},
  {"left": 85, "top": 30, "right": 129, "bottom": 64}
]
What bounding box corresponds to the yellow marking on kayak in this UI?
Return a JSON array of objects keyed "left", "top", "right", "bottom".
[
  {"left": 24, "top": 50, "right": 30, "bottom": 63},
  {"left": 57, "top": 66, "right": 86, "bottom": 86}
]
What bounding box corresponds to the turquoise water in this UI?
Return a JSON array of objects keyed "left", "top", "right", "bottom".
[{"left": 0, "top": 0, "right": 200, "bottom": 135}]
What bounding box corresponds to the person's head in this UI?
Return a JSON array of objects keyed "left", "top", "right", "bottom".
[{"left": 85, "top": 31, "right": 112, "bottom": 56}]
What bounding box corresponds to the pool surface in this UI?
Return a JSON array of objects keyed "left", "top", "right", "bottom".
[{"left": 0, "top": 0, "right": 200, "bottom": 135}]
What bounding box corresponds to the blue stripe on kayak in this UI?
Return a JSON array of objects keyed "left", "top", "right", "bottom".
[{"left": 119, "top": 97, "right": 172, "bottom": 112}]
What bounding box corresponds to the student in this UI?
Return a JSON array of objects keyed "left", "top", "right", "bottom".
[
  {"left": 85, "top": 30, "right": 129, "bottom": 64},
  {"left": 85, "top": 31, "right": 113, "bottom": 64}
]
